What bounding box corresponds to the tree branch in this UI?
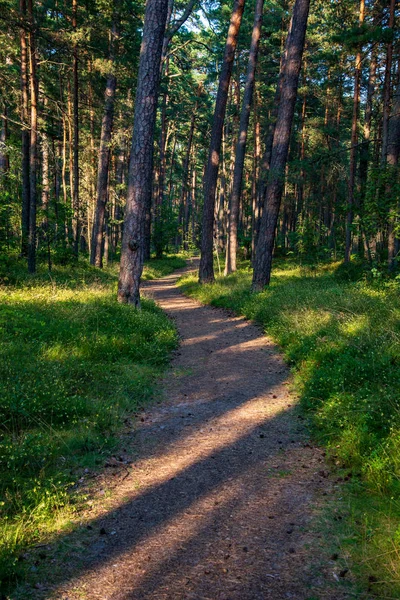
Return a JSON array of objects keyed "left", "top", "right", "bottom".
[{"left": 165, "top": 0, "right": 198, "bottom": 41}]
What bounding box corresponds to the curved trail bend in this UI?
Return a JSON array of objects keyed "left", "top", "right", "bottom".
[{"left": 55, "top": 261, "right": 347, "bottom": 600}]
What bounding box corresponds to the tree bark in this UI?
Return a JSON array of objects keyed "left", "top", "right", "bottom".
[
  {"left": 20, "top": 0, "right": 30, "bottom": 258},
  {"left": 90, "top": 16, "right": 118, "bottom": 267},
  {"left": 199, "top": 0, "right": 246, "bottom": 284},
  {"left": 154, "top": 54, "right": 170, "bottom": 259},
  {"left": 118, "top": 0, "right": 169, "bottom": 306},
  {"left": 27, "top": 0, "right": 38, "bottom": 273},
  {"left": 72, "top": 0, "right": 80, "bottom": 256},
  {"left": 251, "top": 88, "right": 261, "bottom": 262},
  {"left": 225, "top": 0, "right": 263, "bottom": 275},
  {"left": 387, "top": 63, "right": 400, "bottom": 269},
  {"left": 180, "top": 93, "right": 199, "bottom": 250},
  {"left": 381, "top": 0, "right": 396, "bottom": 164},
  {"left": 252, "top": 0, "right": 310, "bottom": 291},
  {"left": 345, "top": 0, "right": 365, "bottom": 263},
  {"left": 359, "top": 46, "right": 377, "bottom": 203},
  {"left": 0, "top": 106, "right": 8, "bottom": 176},
  {"left": 41, "top": 129, "right": 51, "bottom": 270}
]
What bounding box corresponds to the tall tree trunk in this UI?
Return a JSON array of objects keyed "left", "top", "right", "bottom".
[
  {"left": 387, "top": 63, "right": 400, "bottom": 269},
  {"left": 381, "top": 0, "right": 396, "bottom": 164},
  {"left": 20, "top": 0, "right": 30, "bottom": 257},
  {"left": 345, "top": 0, "right": 365, "bottom": 263},
  {"left": 296, "top": 70, "right": 307, "bottom": 223},
  {"left": 87, "top": 73, "right": 96, "bottom": 255},
  {"left": 225, "top": 0, "right": 263, "bottom": 275},
  {"left": 153, "top": 54, "right": 170, "bottom": 259},
  {"left": 41, "top": 130, "right": 51, "bottom": 270},
  {"left": 90, "top": 17, "right": 118, "bottom": 267},
  {"left": 27, "top": 0, "right": 37, "bottom": 273},
  {"left": 72, "top": 0, "right": 80, "bottom": 255},
  {"left": 114, "top": 138, "right": 126, "bottom": 250},
  {"left": 359, "top": 46, "right": 377, "bottom": 203},
  {"left": 0, "top": 106, "right": 9, "bottom": 176},
  {"left": 117, "top": 0, "right": 169, "bottom": 306},
  {"left": 199, "top": 0, "right": 246, "bottom": 283},
  {"left": 251, "top": 88, "right": 261, "bottom": 262},
  {"left": 180, "top": 94, "right": 198, "bottom": 250},
  {"left": 252, "top": 0, "right": 310, "bottom": 290}
]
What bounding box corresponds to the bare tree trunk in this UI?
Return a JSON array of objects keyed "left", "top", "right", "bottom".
[
  {"left": 87, "top": 74, "right": 96, "bottom": 255},
  {"left": 296, "top": 70, "right": 307, "bottom": 223},
  {"left": 27, "top": 0, "right": 37, "bottom": 273},
  {"left": 41, "top": 130, "right": 51, "bottom": 270},
  {"left": 90, "top": 16, "right": 118, "bottom": 267},
  {"left": 251, "top": 89, "right": 261, "bottom": 263},
  {"left": 359, "top": 46, "right": 377, "bottom": 203},
  {"left": 225, "top": 0, "right": 263, "bottom": 275},
  {"left": 180, "top": 94, "right": 198, "bottom": 250},
  {"left": 199, "top": 0, "right": 246, "bottom": 283},
  {"left": 72, "top": 0, "right": 80, "bottom": 256},
  {"left": 252, "top": 0, "right": 310, "bottom": 290},
  {"left": 20, "top": 0, "right": 30, "bottom": 257},
  {"left": 114, "top": 138, "right": 126, "bottom": 250},
  {"left": 345, "top": 0, "right": 365, "bottom": 263},
  {"left": 191, "top": 163, "right": 197, "bottom": 246},
  {"left": 154, "top": 54, "right": 170, "bottom": 259},
  {"left": 118, "top": 0, "right": 169, "bottom": 306},
  {"left": 0, "top": 106, "right": 9, "bottom": 176},
  {"left": 167, "top": 130, "right": 177, "bottom": 203},
  {"left": 381, "top": 0, "right": 396, "bottom": 164},
  {"left": 387, "top": 63, "right": 400, "bottom": 269}
]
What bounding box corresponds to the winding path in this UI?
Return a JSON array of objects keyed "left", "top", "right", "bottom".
[{"left": 53, "top": 261, "right": 348, "bottom": 600}]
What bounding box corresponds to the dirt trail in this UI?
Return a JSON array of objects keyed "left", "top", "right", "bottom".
[{"left": 51, "top": 261, "right": 348, "bottom": 600}]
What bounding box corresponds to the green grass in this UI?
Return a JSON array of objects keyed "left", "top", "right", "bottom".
[
  {"left": 178, "top": 259, "right": 400, "bottom": 596},
  {"left": 0, "top": 255, "right": 184, "bottom": 592},
  {"left": 141, "top": 255, "right": 187, "bottom": 280}
]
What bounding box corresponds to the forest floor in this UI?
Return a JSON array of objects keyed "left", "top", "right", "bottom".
[{"left": 14, "top": 259, "right": 371, "bottom": 600}]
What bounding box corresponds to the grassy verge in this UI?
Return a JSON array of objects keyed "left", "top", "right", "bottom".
[
  {"left": 178, "top": 260, "right": 400, "bottom": 596},
  {"left": 0, "top": 255, "right": 185, "bottom": 592}
]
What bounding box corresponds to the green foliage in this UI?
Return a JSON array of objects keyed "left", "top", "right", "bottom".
[
  {"left": 179, "top": 260, "right": 400, "bottom": 595},
  {"left": 0, "top": 257, "right": 179, "bottom": 591}
]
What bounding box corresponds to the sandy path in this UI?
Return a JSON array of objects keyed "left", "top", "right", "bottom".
[{"left": 50, "top": 261, "right": 348, "bottom": 600}]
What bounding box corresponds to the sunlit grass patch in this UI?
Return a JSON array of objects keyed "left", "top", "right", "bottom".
[
  {"left": 0, "top": 256, "right": 182, "bottom": 591},
  {"left": 178, "top": 260, "right": 400, "bottom": 596}
]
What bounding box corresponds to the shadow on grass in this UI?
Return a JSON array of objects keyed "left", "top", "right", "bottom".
[
  {"left": 177, "top": 263, "right": 400, "bottom": 596},
  {"left": 0, "top": 272, "right": 178, "bottom": 589}
]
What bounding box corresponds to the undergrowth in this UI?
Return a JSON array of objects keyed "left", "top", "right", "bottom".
[
  {"left": 179, "top": 259, "right": 400, "bottom": 597},
  {"left": 0, "top": 255, "right": 184, "bottom": 592}
]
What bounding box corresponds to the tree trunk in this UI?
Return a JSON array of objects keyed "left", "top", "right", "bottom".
[
  {"left": 90, "top": 17, "right": 118, "bottom": 267},
  {"left": 27, "top": 0, "right": 38, "bottom": 274},
  {"left": 345, "top": 0, "right": 365, "bottom": 263},
  {"left": 72, "top": 0, "right": 80, "bottom": 256},
  {"left": 252, "top": 0, "right": 310, "bottom": 290},
  {"left": 154, "top": 54, "right": 170, "bottom": 259},
  {"left": 117, "top": 0, "right": 169, "bottom": 306},
  {"left": 387, "top": 63, "right": 400, "bottom": 269},
  {"left": 0, "top": 106, "right": 9, "bottom": 176},
  {"left": 359, "top": 46, "right": 377, "bottom": 203},
  {"left": 381, "top": 0, "right": 396, "bottom": 164},
  {"left": 20, "top": 0, "right": 30, "bottom": 258},
  {"left": 251, "top": 89, "right": 261, "bottom": 263},
  {"left": 225, "top": 0, "right": 263, "bottom": 275},
  {"left": 180, "top": 96, "right": 198, "bottom": 250},
  {"left": 41, "top": 131, "right": 51, "bottom": 270},
  {"left": 199, "top": 0, "right": 246, "bottom": 283}
]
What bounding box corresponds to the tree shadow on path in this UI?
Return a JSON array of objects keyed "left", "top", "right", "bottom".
[{"left": 18, "top": 262, "right": 348, "bottom": 600}]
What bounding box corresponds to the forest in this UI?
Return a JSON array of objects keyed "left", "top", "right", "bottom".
[{"left": 1, "top": 0, "right": 400, "bottom": 597}]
